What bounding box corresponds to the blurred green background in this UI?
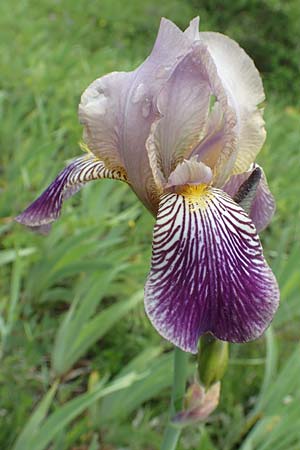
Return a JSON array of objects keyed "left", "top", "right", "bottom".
[{"left": 1, "top": 0, "right": 300, "bottom": 449}]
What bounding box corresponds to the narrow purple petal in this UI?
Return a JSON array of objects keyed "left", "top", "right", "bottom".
[
  {"left": 232, "top": 166, "right": 262, "bottom": 212},
  {"left": 145, "top": 187, "right": 279, "bottom": 353},
  {"left": 15, "top": 155, "right": 127, "bottom": 232},
  {"left": 223, "top": 165, "right": 275, "bottom": 232}
]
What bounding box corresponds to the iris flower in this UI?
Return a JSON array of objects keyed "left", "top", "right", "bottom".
[{"left": 16, "top": 18, "right": 279, "bottom": 353}]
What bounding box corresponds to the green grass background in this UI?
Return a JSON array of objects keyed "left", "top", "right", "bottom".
[{"left": 1, "top": 0, "right": 300, "bottom": 449}]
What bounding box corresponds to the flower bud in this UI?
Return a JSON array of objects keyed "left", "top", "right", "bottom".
[
  {"left": 172, "top": 381, "right": 220, "bottom": 427},
  {"left": 198, "top": 335, "right": 229, "bottom": 388}
]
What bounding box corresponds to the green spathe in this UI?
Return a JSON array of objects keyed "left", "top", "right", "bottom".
[{"left": 198, "top": 335, "right": 229, "bottom": 388}]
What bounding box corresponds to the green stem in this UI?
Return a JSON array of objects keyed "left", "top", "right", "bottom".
[{"left": 161, "top": 347, "right": 188, "bottom": 450}]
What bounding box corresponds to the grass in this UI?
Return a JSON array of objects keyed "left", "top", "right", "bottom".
[{"left": 1, "top": 0, "right": 300, "bottom": 449}]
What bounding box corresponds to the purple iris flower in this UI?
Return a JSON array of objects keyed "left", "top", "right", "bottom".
[{"left": 16, "top": 18, "right": 279, "bottom": 353}]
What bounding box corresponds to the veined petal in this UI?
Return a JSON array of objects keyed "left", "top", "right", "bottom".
[
  {"left": 147, "top": 44, "right": 211, "bottom": 182},
  {"left": 146, "top": 41, "right": 236, "bottom": 188},
  {"left": 200, "top": 32, "right": 266, "bottom": 176},
  {"left": 223, "top": 165, "right": 275, "bottom": 232},
  {"left": 79, "top": 18, "right": 200, "bottom": 215},
  {"left": 145, "top": 187, "right": 279, "bottom": 353},
  {"left": 232, "top": 166, "right": 262, "bottom": 214},
  {"left": 191, "top": 101, "right": 237, "bottom": 186},
  {"left": 15, "top": 154, "right": 127, "bottom": 232}
]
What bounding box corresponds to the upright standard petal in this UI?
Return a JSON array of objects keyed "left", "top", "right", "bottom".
[
  {"left": 184, "top": 17, "right": 200, "bottom": 41},
  {"left": 15, "top": 154, "right": 127, "bottom": 232},
  {"left": 200, "top": 32, "right": 266, "bottom": 176},
  {"left": 145, "top": 186, "right": 279, "bottom": 353},
  {"left": 78, "top": 72, "right": 132, "bottom": 171},
  {"left": 79, "top": 18, "right": 200, "bottom": 214},
  {"left": 147, "top": 43, "right": 211, "bottom": 183},
  {"left": 191, "top": 101, "right": 237, "bottom": 187},
  {"left": 146, "top": 41, "right": 236, "bottom": 189},
  {"left": 223, "top": 165, "right": 276, "bottom": 232}
]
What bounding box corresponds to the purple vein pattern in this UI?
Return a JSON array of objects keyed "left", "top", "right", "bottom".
[
  {"left": 145, "top": 189, "right": 279, "bottom": 353},
  {"left": 16, "top": 155, "right": 127, "bottom": 232},
  {"left": 16, "top": 18, "right": 279, "bottom": 350}
]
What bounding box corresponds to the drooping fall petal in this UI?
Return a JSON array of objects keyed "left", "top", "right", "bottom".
[
  {"left": 232, "top": 166, "right": 262, "bottom": 214},
  {"left": 223, "top": 165, "right": 275, "bottom": 232},
  {"left": 144, "top": 187, "right": 279, "bottom": 353},
  {"left": 15, "top": 154, "right": 127, "bottom": 233}
]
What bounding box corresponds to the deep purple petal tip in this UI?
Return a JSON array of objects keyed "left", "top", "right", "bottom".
[
  {"left": 16, "top": 155, "right": 127, "bottom": 232},
  {"left": 145, "top": 188, "right": 279, "bottom": 353}
]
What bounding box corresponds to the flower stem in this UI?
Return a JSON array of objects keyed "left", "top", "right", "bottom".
[{"left": 161, "top": 347, "right": 188, "bottom": 450}]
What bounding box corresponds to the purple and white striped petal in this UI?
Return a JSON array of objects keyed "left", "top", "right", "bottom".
[
  {"left": 223, "top": 165, "right": 275, "bottom": 232},
  {"left": 15, "top": 154, "right": 127, "bottom": 232},
  {"left": 145, "top": 187, "right": 279, "bottom": 353}
]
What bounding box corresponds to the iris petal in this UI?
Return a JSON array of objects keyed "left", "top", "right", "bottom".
[
  {"left": 15, "top": 154, "right": 127, "bottom": 232},
  {"left": 200, "top": 32, "right": 266, "bottom": 176},
  {"left": 191, "top": 101, "right": 237, "bottom": 186},
  {"left": 147, "top": 42, "right": 212, "bottom": 182},
  {"left": 146, "top": 41, "right": 236, "bottom": 189},
  {"left": 78, "top": 72, "right": 131, "bottom": 171},
  {"left": 223, "top": 165, "right": 275, "bottom": 232},
  {"left": 79, "top": 18, "right": 201, "bottom": 214},
  {"left": 145, "top": 187, "right": 279, "bottom": 353}
]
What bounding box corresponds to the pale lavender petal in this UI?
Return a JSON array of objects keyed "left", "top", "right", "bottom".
[
  {"left": 184, "top": 17, "right": 200, "bottom": 41},
  {"left": 146, "top": 41, "right": 236, "bottom": 188},
  {"left": 166, "top": 158, "right": 212, "bottom": 188},
  {"left": 191, "top": 101, "right": 237, "bottom": 186},
  {"left": 223, "top": 165, "right": 275, "bottom": 232},
  {"left": 200, "top": 32, "right": 266, "bottom": 176},
  {"left": 146, "top": 44, "right": 210, "bottom": 182},
  {"left": 145, "top": 187, "right": 279, "bottom": 353},
  {"left": 79, "top": 18, "right": 200, "bottom": 215},
  {"left": 15, "top": 155, "right": 127, "bottom": 232},
  {"left": 78, "top": 72, "right": 131, "bottom": 171}
]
